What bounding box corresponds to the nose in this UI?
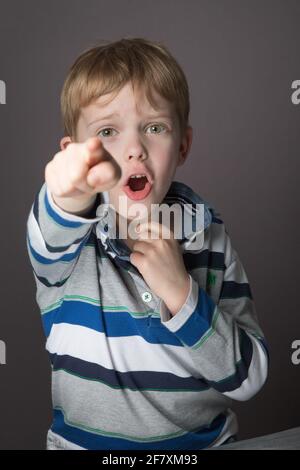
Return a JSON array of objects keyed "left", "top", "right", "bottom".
[{"left": 123, "top": 134, "right": 147, "bottom": 161}]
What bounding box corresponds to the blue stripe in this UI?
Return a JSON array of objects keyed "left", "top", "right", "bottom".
[
  {"left": 50, "top": 353, "right": 210, "bottom": 392},
  {"left": 171, "top": 287, "right": 216, "bottom": 347},
  {"left": 51, "top": 408, "right": 227, "bottom": 450},
  {"left": 27, "top": 233, "right": 89, "bottom": 264},
  {"left": 42, "top": 299, "right": 183, "bottom": 347},
  {"left": 44, "top": 189, "right": 84, "bottom": 228}
]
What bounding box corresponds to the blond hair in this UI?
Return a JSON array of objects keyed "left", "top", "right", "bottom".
[{"left": 60, "top": 37, "right": 190, "bottom": 140}]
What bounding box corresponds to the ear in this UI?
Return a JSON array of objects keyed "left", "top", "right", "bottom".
[
  {"left": 177, "top": 126, "right": 193, "bottom": 167},
  {"left": 60, "top": 136, "right": 73, "bottom": 151}
]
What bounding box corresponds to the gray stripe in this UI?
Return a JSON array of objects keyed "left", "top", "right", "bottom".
[{"left": 52, "top": 369, "right": 231, "bottom": 441}]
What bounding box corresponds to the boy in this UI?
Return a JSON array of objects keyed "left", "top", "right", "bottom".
[{"left": 26, "top": 37, "right": 269, "bottom": 450}]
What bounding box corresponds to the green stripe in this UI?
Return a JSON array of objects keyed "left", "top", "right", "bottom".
[
  {"left": 190, "top": 307, "right": 220, "bottom": 350},
  {"left": 41, "top": 295, "right": 160, "bottom": 317}
]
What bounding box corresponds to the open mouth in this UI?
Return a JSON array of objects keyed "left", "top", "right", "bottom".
[
  {"left": 123, "top": 174, "right": 153, "bottom": 201},
  {"left": 128, "top": 175, "right": 148, "bottom": 192}
]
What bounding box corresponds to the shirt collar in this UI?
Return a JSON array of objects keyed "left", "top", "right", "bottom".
[{"left": 94, "top": 180, "right": 218, "bottom": 268}]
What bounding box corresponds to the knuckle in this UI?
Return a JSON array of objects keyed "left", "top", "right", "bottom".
[
  {"left": 68, "top": 166, "right": 81, "bottom": 185},
  {"left": 59, "top": 181, "right": 72, "bottom": 197},
  {"left": 130, "top": 252, "right": 138, "bottom": 263}
]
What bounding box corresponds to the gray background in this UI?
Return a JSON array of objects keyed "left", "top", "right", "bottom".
[{"left": 0, "top": 0, "right": 299, "bottom": 449}]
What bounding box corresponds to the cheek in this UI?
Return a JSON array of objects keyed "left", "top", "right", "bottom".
[{"left": 153, "top": 152, "right": 177, "bottom": 178}]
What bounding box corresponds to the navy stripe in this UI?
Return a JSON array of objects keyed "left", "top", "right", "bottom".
[
  {"left": 50, "top": 353, "right": 210, "bottom": 392},
  {"left": 212, "top": 216, "right": 223, "bottom": 224},
  {"left": 220, "top": 281, "right": 253, "bottom": 300},
  {"left": 51, "top": 408, "right": 227, "bottom": 450},
  {"left": 32, "top": 189, "right": 40, "bottom": 229},
  {"left": 33, "top": 269, "right": 69, "bottom": 288},
  {"left": 208, "top": 329, "right": 253, "bottom": 393},
  {"left": 256, "top": 336, "right": 270, "bottom": 363},
  {"left": 184, "top": 250, "right": 226, "bottom": 271},
  {"left": 44, "top": 235, "right": 88, "bottom": 253},
  {"left": 27, "top": 232, "right": 89, "bottom": 265}
]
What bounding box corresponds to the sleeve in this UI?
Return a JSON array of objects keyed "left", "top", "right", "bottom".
[
  {"left": 159, "top": 228, "right": 269, "bottom": 402},
  {"left": 26, "top": 181, "right": 104, "bottom": 288}
]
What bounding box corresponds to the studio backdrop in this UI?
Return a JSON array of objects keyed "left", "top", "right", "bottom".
[{"left": 0, "top": 0, "right": 299, "bottom": 449}]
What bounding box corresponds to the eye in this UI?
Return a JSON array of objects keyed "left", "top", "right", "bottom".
[
  {"left": 146, "top": 123, "right": 167, "bottom": 134},
  {"left": 97, "top": 127, "right": 117, "bottom": 138}
]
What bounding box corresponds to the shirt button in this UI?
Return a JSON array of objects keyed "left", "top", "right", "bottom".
[{"left": 142, "top": 291, "right": 152, "bottom": 303}]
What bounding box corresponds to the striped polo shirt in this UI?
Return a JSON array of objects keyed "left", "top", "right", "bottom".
[{"left": 26, "top": 180, "right": 269, "bottom": 450}]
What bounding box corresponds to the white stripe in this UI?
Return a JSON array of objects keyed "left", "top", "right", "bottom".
[
  {"left": 46, "top": 323, "right": 204, "bottom": 379},
  {"left": 46, "top": 429, "right": 85, "bottom": 450},
  {"left": 200, "top": 221, "right": 227, "bottom": 254},
  {"left": 209, "top": 409, "right": 239, "bottom": 447},
  {"left": 223, "top": 256, "right": 249, "bottom": 284},
  {"left": 27, "top": 207, "right": 89, "bottom": 261},
  {"left": 223, "top": 333, "right": 268, "bottom": 401}
]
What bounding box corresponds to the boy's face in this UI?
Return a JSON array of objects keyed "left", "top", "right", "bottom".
[{"left": 64, "top": 81, "right": 192, "bottom": 223}]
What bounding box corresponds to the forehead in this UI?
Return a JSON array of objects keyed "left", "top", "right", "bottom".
[{"left": 82, "top": 81, "right": 174, "bottom": 118}]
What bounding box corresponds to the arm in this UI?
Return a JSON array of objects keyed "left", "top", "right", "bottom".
[
  {"left": 26, "top": 182, "right": 103, "bottom": 287},
  {"left": 159, "top": 229, "right": 269, "bottom": 402},
  {"left": 26, "top": 136, "right": 121, "bottom": 287}
]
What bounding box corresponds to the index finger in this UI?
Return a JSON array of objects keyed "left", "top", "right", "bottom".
[{"left": 84, "top": 137, "right": 106, "bottom": 166}]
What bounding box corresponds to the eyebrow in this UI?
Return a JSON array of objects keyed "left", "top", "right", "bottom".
[
  {"left": 87, "top": 112, "right": 120, "bottom": 127},
  {"left": 87, "top": 112, "right": 173, "bottom": 128}
]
